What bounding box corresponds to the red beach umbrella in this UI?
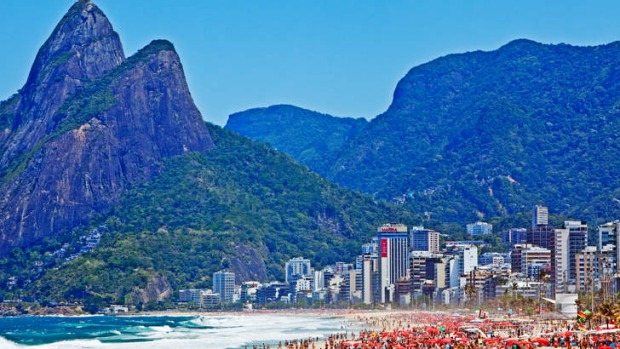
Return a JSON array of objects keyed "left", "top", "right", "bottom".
[{"left": 532, "top": 338, "right": 550, "bottom": 346}]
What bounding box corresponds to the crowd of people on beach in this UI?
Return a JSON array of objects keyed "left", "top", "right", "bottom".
[{"left": 251, "top": 311, "right": 620, "bottom": 349}]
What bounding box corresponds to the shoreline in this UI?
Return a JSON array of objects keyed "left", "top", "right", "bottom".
[
  {"left": 0, "top": 308, "right": 372, "bottom": 349},
  {"left": 0, "top": 309, "right": 585, "bottom": 349}
]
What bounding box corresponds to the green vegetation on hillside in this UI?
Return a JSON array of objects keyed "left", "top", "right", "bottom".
[
  {"left": 53, "top": 39, "right": 175, "bottom": 135},
  {"left": 227, "top": 40, "right": 620, "bottom": 225},
  {"left": 227, "top": 105, "right": 367, "bottom": 178},
  {"left": 3, "top": 124, "right": 417, "bottom": 305}
]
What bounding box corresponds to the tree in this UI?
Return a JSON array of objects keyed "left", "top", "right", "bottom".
[
  {"left": 511, "top": 282, "right": 519, "bottom": 299},
  {"left": 464, "top": 283, "right": 477, "bottom": 305},
  {"left": 596, "top": 302, "right": 615, "bottom": 327}
]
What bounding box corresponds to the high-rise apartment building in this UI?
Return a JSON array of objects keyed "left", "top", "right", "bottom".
[
  {"left": 552, "top": 228, "right": 570, "bottom": 293},
  {"left": 532, "top": 205, "right": 549, "bottom": 226},
  {"left": 575, "top": 246, "right": 598, "bottom": 293},
  {"left": 552, "top": 221, "right": 588, "bottom": 294},
  {"left": 411, "top": 226, "right": 440, "bottom": 252},
  {"left": 528, "top": 225, "right": 554, "bottom": 250},
  {"left": 520, "top": 246, "right": 551, "bottom": 278},
  {"left": 598, "top": 221, "right": 620, "bottom": 251},
  {"left": 409, "top": 251, "right": 454, "bottom": 298},
  {"left": 503, "top": 228, "right": 527, "bottom": 245},
  {"left": 511, "top": 244, "right": 533, "bottom": 273},
  {"left": 528, "top": 206, "right": 553, "bottom": 250},
  {"left": 377, "top": 223, "right": 409, "bottom": 303},
  {"left": 565, "top": 221, "right": 588, "bottom": 282},
  {"left": 213, "top": 270, "right": 235, "bottom": 303},
  {"left": 361, "top": 253, "right": 379, "bottom": 305},
  {"left": 450, "top": 244, "right": 478, "bottom": 275},
  {"left": 285, "top": 257, "right": 313, "bottom": 284}
]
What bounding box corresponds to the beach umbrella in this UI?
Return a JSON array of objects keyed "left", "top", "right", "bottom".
[
  {"left": 532, "top": 338, "right": 550, "bottom": 346},
  {"left": 342, "top": 340, "right": 362, "bottom": 348},
  {"left": 563, "top": 331, "right": 572, "bottom": 337},
  {"left": 426, "top": 327, "right": 439, "bottom": 335}
]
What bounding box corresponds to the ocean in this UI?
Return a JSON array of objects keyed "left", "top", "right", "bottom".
[{"left": 0, "top": 313, "right": 356, "bottom": 348}]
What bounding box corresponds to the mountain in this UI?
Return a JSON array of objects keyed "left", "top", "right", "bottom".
[
  {"left": 4, "top": 124, "right": 416, "bottom": 306},
  {"left": 0, "top": 1, "right": 416, "bottom": 306},
  {"left": 0, "top": 1, "right": 214, "bottom": 255},
  {"left": 226, "top": 39, "right": 620, "bottom": 224},
  {"left": 226, "top": 105, "right": 367, "bottom": 177}
]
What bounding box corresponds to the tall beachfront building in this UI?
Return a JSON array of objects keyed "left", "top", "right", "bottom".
[
  {"left": 552, "top": 228, "right": 570, "bottom": 293},
  {"left": 552, "top": 220, "right": 588, "bottom": 293},
  {"left": 213, "top": 270, "right": 235, "bottom": 303},
  {"left": 377, "top": 223, "right": 409, "bottom": 304},
  {"left": 362, "top": 253, "right": 379, "bottom": 304}
]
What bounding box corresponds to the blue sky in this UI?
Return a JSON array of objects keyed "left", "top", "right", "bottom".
[{"left": 1, "top": 1, "right": 619, "bottom": 125}]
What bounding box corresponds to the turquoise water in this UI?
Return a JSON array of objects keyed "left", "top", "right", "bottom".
[{"left": 0, "top": 314, "right": 354, "bottom": 349}]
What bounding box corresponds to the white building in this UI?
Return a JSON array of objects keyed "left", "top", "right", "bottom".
[
  {"left": 362, "top": 254, "right": 379, "bottom": 304},
  {"left": 553, "top": 228, "right": 570, "bottom": 293},
  {"left": 453, "top": 244, "right": 478, "bottom": 275}
]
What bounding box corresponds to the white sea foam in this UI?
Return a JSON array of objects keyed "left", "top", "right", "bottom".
[
  {"left": 0, "top": 337, "right": 24, "bottom": 349},
  {"left": 1, "top": 314, "right": 353, "bottom": 349}
]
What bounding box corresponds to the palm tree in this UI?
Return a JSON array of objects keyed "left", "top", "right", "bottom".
[
  {"left": 464, "top": 283, "right": 477, "bottom": 304},
  {"left": 613, "top": 303, "right": 620, "bottom": 326},
  {"left": 596, "top": 302, "right": 615, "bottom": 327},
  {"left": 575, "top": 297, "right": 585, "bottom": 311},
  {"left": 511, "top": 282, "right": 519, "bottom": 299}
]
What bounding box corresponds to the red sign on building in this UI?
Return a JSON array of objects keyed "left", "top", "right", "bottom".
[{"left": 381, "top": 238, "right": 388, "bottom": 257}]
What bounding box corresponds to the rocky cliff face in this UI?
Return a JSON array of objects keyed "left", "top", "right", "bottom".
[
  {"left": 1, "top": 1, "right": 124, "bottom": 161},
  {"left": 0, "top": 1, "right": 214, "bottom": 254}
]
